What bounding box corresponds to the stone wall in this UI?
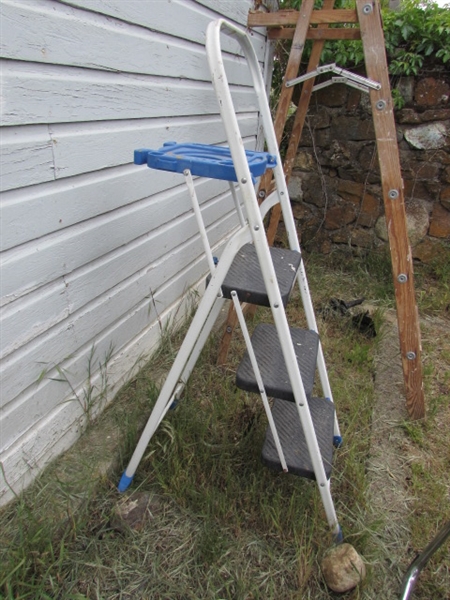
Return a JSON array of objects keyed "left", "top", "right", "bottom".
[{"left": 284, "top": 75, "right": 450, "bottom": 262}]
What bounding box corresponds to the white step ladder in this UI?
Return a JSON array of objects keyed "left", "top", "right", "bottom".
[{"left": 118, "top": 18, "right": 343, "bottom": 543}]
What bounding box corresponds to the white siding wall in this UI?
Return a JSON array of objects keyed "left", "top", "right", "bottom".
[{"left": 0, "top": 0, "right": 270, "bottom": 505}]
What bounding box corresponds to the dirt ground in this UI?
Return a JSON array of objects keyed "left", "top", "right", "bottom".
[{"left": 367, "top": 310, "right": 450, "bottom": 598}]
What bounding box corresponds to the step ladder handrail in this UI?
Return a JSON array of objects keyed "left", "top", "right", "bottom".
[
  {"left": 206, "top": 20, "right": 319, "bottom": 333},
  {"left": 206, "top": 20, "right": 340, "bottom": 536},
  {"left": 206, "top": 19, "right": 341, "bottom": 444}
]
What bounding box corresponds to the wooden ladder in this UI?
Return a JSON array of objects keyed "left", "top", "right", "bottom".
[{"left": 218, "top": 0, "right": 425, "bottom": 420}]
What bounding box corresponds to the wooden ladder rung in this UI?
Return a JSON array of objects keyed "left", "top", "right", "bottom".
[
  {"left": 248, "top": 9, "right": 358, "bottom": 27},
  {"left": 268, "top": 27, "right": 361, "bottom": 41}
]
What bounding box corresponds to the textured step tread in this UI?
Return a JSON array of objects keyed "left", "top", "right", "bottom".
[
  {"left": 221, "top": 243, "right": 301, "bottom": 307},
  {"left": 262, "top": 397, "right": 335, "bottom": 480},
  {"left": 236, "top": 323, "right": 319, "bottom": 401}
]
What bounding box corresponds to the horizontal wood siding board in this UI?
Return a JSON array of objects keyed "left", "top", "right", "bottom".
[
  {"left": 0, "top": 196, "right": 239, "bottom": 406},
  {"left": 0, "top": 1, "right": 255, "bottom": 86},
  {"left": 57, "top": 0, "right": 264, "bottom": 60},
  {"left": 193, "top": 0, "right": 252, "bottom": 24},
  {"left": 1, "top": 114, "right": 257, "bottom": 192},
  {"left": 1, "top": 280, "right": 70, "bottom": 358},
  {"left": 1, "top": 60, "right": 257, "bottom": 126},
  {"left": 0, "top": 125, "right": 55, "bottom": 191}
]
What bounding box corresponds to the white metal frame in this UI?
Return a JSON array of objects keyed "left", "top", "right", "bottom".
[{"left": 119, "top": 18, "right": 342, "bottom": 540}]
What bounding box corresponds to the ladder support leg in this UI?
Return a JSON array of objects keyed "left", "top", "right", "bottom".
[
  {"left": 231, "top": 291, "right": 288, "bottom": 472},
  {"left": 170, "top": 297, "right": 226, "bottom": 407},
  {"left": 119, "top": 228, "right": 251, "bottom": 491}
]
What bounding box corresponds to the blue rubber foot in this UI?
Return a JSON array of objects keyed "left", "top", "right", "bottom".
[
  {"left": 118, "top": 472, "right": 134, "bottom": 493},
  {"left": 333, "top": 435, "right": 343, "bottom": 448},
  {"left": 170, "top": 399, "right": 178, "bottom": 410},
  {"left": 333, "top": 526, "right": 344, "bottom": 545}
]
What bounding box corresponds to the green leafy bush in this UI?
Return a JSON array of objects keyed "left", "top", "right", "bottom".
[{"left": 383, "top": 0, "right": 450, "bottom": 74}]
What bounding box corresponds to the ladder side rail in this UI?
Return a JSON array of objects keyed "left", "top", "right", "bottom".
[
  {"left": 119, "top": 225, "right": 252, "bottom": 491},
  {"left": 356, "top": 0, "right": 425, "bottom": 419},
  {"left": 206, "top": 20, "right": 340, "bottom": 537},
  {"left": 216, "top": 2, "right": 314, "bottom": 364},
  {"left": 231, "top": 291, "right": 288, "bottom": 472}
]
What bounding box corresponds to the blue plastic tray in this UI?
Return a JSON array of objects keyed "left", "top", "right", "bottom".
[{"left": 134, "top": 142, "right": 276, "bottom": 182}]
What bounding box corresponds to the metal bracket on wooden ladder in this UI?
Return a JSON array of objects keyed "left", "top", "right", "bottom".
[{"left": 286, "top": 62, "right": 381, "bottom": 94}]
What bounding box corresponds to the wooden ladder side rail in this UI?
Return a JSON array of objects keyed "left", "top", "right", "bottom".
[
  {"left": 216, "top": 0, "right": 315, "bottom": 366},
  {"left": 356, "top": 0, "right": 425, "bottom": 419}
]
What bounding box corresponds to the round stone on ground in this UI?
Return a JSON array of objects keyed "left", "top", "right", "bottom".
[{"left": 321, "top": 543, "right": 366, "bottom": 593}]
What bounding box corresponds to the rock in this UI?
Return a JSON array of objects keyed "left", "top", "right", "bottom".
[
  {"left": 331, "top": 116, "right": 375, "bottom": 142},
  {"left": 404, "top": 159, "right": 441, "bottom": 181},
  {"left": 403, "top": 179, "right": 431, "bottom": 201},
  {"left": 374, "top": 215, "right": 389, "bottom": 242},
  {"left": 415, "top": 78, "right": 449, "bottom": 107},
  {"left": 309, "top": 106, "right": 330, "bottom": 129},
  {"left": 349, "top": 227, "right": 375, "bottom": 248},
  {"left": 112, "top": 492, "right": 162, "bottom": 532},
  {"left": 327, "top": 140, "right": 352, "bottom": 169},
  {"left": 412, "top": 238, "right": 448, "bottom": 263},
  {"left": 294, "top": 150, "right": 315, "bottom": 171},
  {"left": 396, "top": 77, "right": 415, "bottom": 105},
  {"left": 337, "top": 179, "right": 364, "bottom": 197},
  {"left": 346, "top": 88, "right": 361, "bottom": 111},
  {"left": 421, "top": 109, "right": 450, "bottom": 122},
  {"left": 375, "top": 200, "right": 429, "bottom": 246},
  {"left": 316, "top": 83, "right": 348, "bottom": 107},
  {"left": 444, "top": 167, "right": 450, "bottom": 184},
  {"left": 287, "top": 176, "right": 303, "bottom": 202},
  {"left": 404, "top": 200, "right": 431, "bottom": 245},
  {"left": 321, "top": 543, "right": 366, "bottom": 593},
  {"left": 429, "top": 203, "right": 450, "bottom": 238},
  {"left": 302, "top": 173, "right": 327, "bottom": 208},
  {"left": 324, "top": 203, "right": 356, "bottom": 230},
  {"left": 357, "top": 193, "right": 381, "bottom": 228},
  {"left": 404, "top": 122, "right": 448, "bottom": 150},
  {"left": 397, "top": 108, "right": 421, "bottom": 125},
  {"left": 441, "top": 187, "right": 450, "bottom": 211},
  {"left": 292, "top": 202, "right": 310, "bottom": 221}
]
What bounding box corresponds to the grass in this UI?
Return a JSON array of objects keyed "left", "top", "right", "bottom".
[{"left": 1, "top": 246, "right": 449, "bottom": 599}]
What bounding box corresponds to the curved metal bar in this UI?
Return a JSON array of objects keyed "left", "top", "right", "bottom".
[{"left": 400, "top": 520, "right": 450, "bottom": 600}]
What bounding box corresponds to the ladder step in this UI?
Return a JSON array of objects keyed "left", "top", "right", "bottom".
[
  {"left": 236, "top": 323, "right": 319, "bottom": 400},
  {"left": 262, "top": 397, "right": 335, "bottom": 480},
  {"left": 222, "top": 243, "right": 301, "bottom": 307}
]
